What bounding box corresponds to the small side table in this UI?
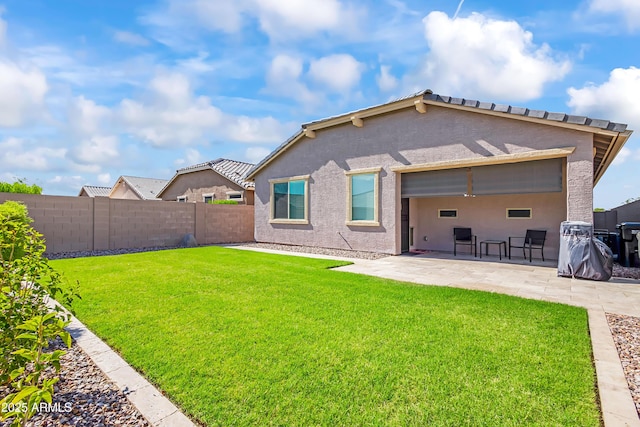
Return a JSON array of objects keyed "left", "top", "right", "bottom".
[{"left": 480, "top": 240, "right": 507, "bottom": 260}]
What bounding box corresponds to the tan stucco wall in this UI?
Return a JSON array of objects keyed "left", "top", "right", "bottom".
[
  {"left": 254, "top": 105, "right": 594, "bottom": 254},
  {"left": 159, "top": 169, "right": 253, "bottom": 204},
  {"left": 110, "top": 181, "right": 143, "bottom": 200},
  {"left": 409, "top": 192, "right": 566, "bottom": 260},
  {"left": 0, "top": 193, "right": 254, "bottom": 253}
]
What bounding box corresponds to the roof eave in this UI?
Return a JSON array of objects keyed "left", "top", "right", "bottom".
[
  {"left": 245, "top": 130, "right": 305, "bottom": 181},
  {"left": 594, "top": 130, "right": 633, "bottom": 186}
]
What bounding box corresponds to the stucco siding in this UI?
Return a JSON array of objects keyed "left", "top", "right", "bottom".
[
  {"left": 254, "top": 105, "right": 594, "bottom": 254},
  {"left": 160, "top": 169, "right": 252, "bottom": 204},
  {"left": 110, "top": 182, "right": 141, "bottom": 200}
]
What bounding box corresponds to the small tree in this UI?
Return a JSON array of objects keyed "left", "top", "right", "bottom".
[
  {"left": 0, "top": 180, "right": 42, "bottom": 195},
  {"left": 0, "top": 201, "right": 78, "bottom": 426}
]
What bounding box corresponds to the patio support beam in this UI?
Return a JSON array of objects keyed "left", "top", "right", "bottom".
[{"left": 390, "top": 147, "right": 577, "bottom": 173}]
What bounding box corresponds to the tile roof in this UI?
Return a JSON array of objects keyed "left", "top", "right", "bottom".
[
  {"left": 78, "top": 185, "right": 111, "bottom": 197},
  {"left": 422, "top": 92, "right": 628, "bottom": 132},
  {"left": 118, "top": 176, "right": 169, "bottom": 200},
  {"left": 246, "top": 89, "right": 632, "bottom": 182},
  {"left": 174, "top": 158, "right": 255, "bottom": 189}
]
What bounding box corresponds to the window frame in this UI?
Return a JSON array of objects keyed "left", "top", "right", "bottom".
[
  {"left": 226, "top": 191, "right": 244, "bottom": 201},
  {"left": 438, "top": 209, "right": 458, "bottom": 219},
  {"left": 269, "top": 175, "right": 310, "bottom": 225},
  {"left": 506, "top": 208, "right": 532, "bottom": 219},
  {"left": 177, "top": 196, "right": 187, "bottom": 203},
  {"left": 345, "top": 167, "right": 381, "bottom": 227},
  {"left": 203, "top": 194, "right": 214, "bottom": 204}
]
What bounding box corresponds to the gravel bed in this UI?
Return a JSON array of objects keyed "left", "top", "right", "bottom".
[
  {"left": 243, "top": 242, "right": 389, "bottom": 260},
  {"left": 0, "top": 338, "right": 149, "bottom": 427},
  {"left": 606, "top": 313, "right": 640, "bottom": 418},
  {"left": 613, "top": 263, "right": 640, "bottom": 280},
  {"left": 45, "top": 246, "right": 183, "bottom": 260}
]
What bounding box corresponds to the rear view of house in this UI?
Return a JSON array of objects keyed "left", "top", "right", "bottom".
[{"left": 245, "top": 90, "right": 632, "bottom": 258}]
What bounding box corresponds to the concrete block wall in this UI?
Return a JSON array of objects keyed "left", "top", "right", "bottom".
[
  {"left": 203, "top": 204, "right": 254, "bottom": 243},
  {"left": 0, "top": 193, "right": 254, "bottom": 254}
]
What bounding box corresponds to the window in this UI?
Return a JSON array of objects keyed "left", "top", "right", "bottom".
[
  {"left": 269, "top": 175, "right": 309, "bottom": 224},
  {"left": 346, "top": 167, "right": 381, "bottom": 226},
  {"left": 203, "top": 194, "right": 214, "bottom": 203},
  {"left": 177, "top": 196, "right": 187, "bottom": 202},
  {"left": 226, "top": 191, "right": 243, "bottom": 201},
  {"left": 438, "top": 209, "right": 458, "bottom": 218},
  {"left": 507, "top": 208, "right": 532, "bottom": 219}
]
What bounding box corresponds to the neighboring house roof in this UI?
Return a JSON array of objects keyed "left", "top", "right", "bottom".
[
  {"left": 245, "top": 89, "right": 633, "bottom": 185},
  {"left": 157, "top": 158, "right": 255, "bottom": 198},
  {"left": 110, "top": 176, "right": 168, "bottom": 200},
  {"left": 78, "top": 185, "right": 111, "bottom": 197}
]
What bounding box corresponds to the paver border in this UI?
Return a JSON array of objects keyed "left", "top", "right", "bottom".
[
  {"left": 589, "top": 309, "right": 640, "bottom": 427},
  {"left": 65, "top": 315, "right": 196, "bottom": 427}
]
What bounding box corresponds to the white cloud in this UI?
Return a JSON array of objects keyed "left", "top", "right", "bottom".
[
  {"left": 143, "top": 0, "right": 362, "bottom": 43},
  {"left": 68, "top": 135, "right": 120, "bottom": 165},
  {"left": 119, "top": 71, "right": 289, "bottom": 146},
  {"left": 47, "top": 175, "right": 85, "bottom": 193},
  {"left": 0, "top": 7, "right": 6, "bottom": 47},
  {"left": 0, "top": 60, "right": 48, "bottom": 127},
  {"left": 567, "top": 67, "right": 640, "bottom": 167},
  {"left": 245, "top": 146, "right": 272, "bottom": 164},
  {"left": 118, "top": 72, "right": 223, "bottom": 147},
  {"left": 588, "top": 0, "right": 640, "bottom": 31},
  {"left": 254, "top": 0, "right": 361, "bottom": 41},
  {"left": 175, "top": 148, "right": 204, "bottom": 167},
  {"left": 308, "top": 54, "right": 364, "bottom": 92},
  {"left": 224, "top": 116, "right": 292, "bottom": 143},
  {"left": 612, "top": 147, "right": 631, "bottom": 165},
  {"left": 67, "top": 96, "right": 112, "bottom": 137},
  {"left": 97, "top": 173, "right": 112, "bottom": 185},
  {"left": 264, "top": 54, "right": 315, "bottom": 103},
  {"left": 0, "top": 137, "right": 65, "bottom": 172},
  {"left": 179, "top": 0, "right": 245, "bottom": 33},
  {"left": 376, "top": 65, "right": 398, "bottom": 92},
  {"left": 407, "top": 11, "right": 570, "bottom": 101},
  {"left": 567, "top": 67, "right": 640, "bottom": 127},
  {"left": 113, "top": 30, "right": 150, "bottom": 46}
]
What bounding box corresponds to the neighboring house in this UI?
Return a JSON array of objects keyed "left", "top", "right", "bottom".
[
  {"left": 157, "top": 158, "right": 255, "bottom": 204},
  {"left": 595, "top": 199, "right": 640, "bottom": 231},
  {"left": 245, "top": 89, "right": 633, "bottom": 258},
  {"left": 109, "top": 176, "right": 168, "bottom": 201},
  {"left": 78, "top": 185, "right": 111, "bottom": 197}
]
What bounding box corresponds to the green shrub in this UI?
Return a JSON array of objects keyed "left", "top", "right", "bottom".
[
  {"left": 0, "top": 201, "right": 78, "bottom": 425},
  {"left": 209, "top": 199, "right": 239, "bottom": 205},
  {"left": 0, "top": 201, "right": 32, "bottom": 261},
  {"left": 0, "top": 180, "right": 42, "bottom": 195}
]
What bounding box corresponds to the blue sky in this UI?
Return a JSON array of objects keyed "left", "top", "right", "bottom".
[{"left": 0, "top": 0, "right": 639, "bottom": 208}]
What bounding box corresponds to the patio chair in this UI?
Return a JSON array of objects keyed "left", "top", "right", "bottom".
[
  {"left": 508, "top": 229, "right": 547, "bottom": 262},
  {"left": 453, "top": 227, "right": 477, "bottom": 257}
]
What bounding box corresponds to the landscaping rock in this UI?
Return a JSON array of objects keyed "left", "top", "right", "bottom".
[
  {"left": 0, "top": 338, "right": 150, "bottom": 427},
  {"left": 606, "top": 313, "right": 640, "bottom": 419}
]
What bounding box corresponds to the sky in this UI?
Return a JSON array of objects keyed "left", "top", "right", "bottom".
[{"left": 0, "top": 0, "right": 639, "bottom": 209}]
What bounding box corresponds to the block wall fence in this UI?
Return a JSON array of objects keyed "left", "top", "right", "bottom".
[{"left": 0, "top": 193, "right": 254, "bottom": 254}]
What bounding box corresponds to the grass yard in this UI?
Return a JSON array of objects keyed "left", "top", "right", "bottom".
[{"left": 52, "top": 247, "right": 600, "bottom": 426}]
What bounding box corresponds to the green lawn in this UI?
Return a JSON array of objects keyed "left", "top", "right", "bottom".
[{"left": 52, "top": 247, "right": 600, "bottom": 426}]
